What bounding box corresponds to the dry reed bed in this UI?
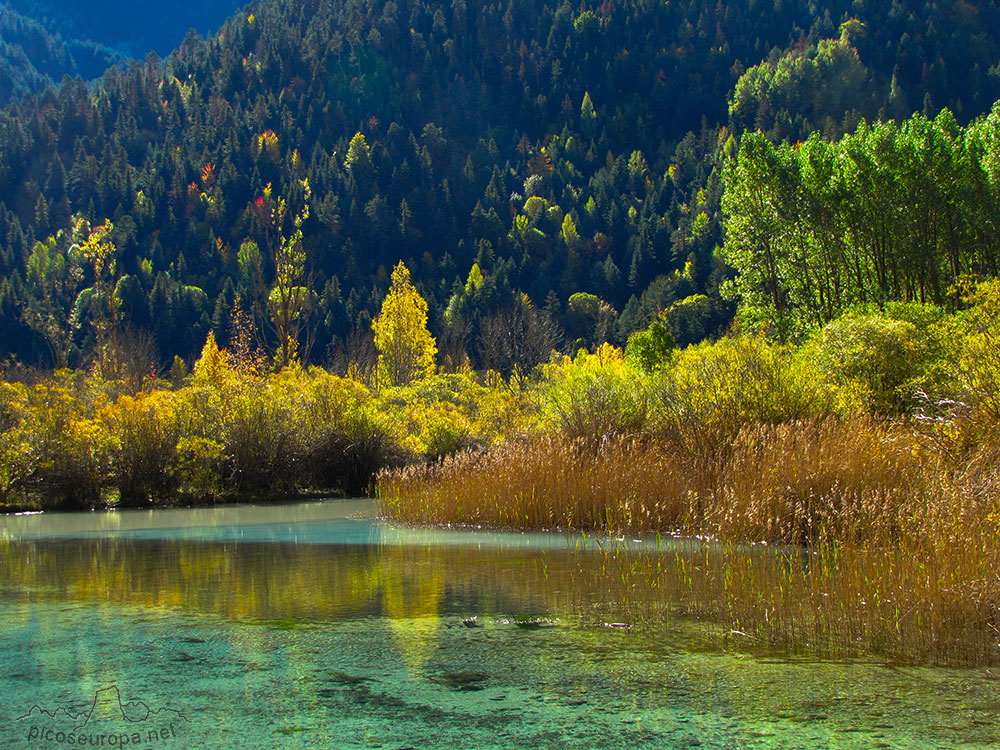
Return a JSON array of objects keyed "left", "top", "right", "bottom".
[
  {"left": 379, "top": 433, "right": 702, "bottom": 532},
  {"left": 377, "top": 418, "right": 1000, "bottom": 665},
  {"left": 378, "top": 419, "right": 926, "bottom": 544},
  {"left": 663, "top": 532, "right": 1000, "bottom": 665}
]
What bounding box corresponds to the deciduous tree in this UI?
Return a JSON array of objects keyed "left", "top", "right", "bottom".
[{"left": 372, "top": 262, "right": 436, "bottom": 386}]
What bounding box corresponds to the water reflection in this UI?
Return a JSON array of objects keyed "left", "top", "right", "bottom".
[
  {"left": 0, "top": 499, "right": 688, "bottom": 637},
  {"left": 0, "top": 534, "right": 640, "bottom": 628},
  {"left": 0, "top": 500, "right": 997, "bottom": 749}
]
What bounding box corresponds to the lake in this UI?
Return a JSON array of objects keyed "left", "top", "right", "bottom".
[{"left": 0, "top": 499, "right": 997, "bottom": 748}]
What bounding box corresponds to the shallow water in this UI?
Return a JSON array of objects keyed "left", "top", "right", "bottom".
[{"left": 0, "top": 499, "right": 997, "bottom": 749}]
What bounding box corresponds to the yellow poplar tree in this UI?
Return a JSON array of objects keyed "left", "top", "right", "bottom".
[
  {"left": 76, "top": 218, "right": 119, "bottom": 351},
  {"left": 372, "top": 262, "right": 436, "bottom": 386}
]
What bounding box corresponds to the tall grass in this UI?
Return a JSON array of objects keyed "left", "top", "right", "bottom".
[
  {"left": 380, "top": 433, "right": 700, "bottom": 531},
  {"left": 374, "top": 307, "right": 1000, "bottom": 664},
  {"left": 709, "top": 419, "right": 921, "bottom": 544},
  {"left": 378, "top": 418, "right": 1000, "bottom": 665},
  {"left": 378, "top": 419, "right": 922, "bottom": 542},
  {"left": 665, "top": 511, "right": 1000, "bottom": 665}
]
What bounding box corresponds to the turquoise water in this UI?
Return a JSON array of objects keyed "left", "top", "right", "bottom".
[{"left": 0, "top": 500, "right": 997, "bottom": 749}]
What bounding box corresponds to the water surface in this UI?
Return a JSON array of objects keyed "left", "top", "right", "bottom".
[{"left": 0, "top": 500, "right": 997, "bottom": 748}]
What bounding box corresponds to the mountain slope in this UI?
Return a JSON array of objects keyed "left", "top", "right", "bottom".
[
  {"left": 0, "top": 0, "right": 246, "bottom": 106},
  {"left": 0, "top": 4, "right": 121, "bottom": 105},
  {"left": 4, "top": 0, "right": 246, "bottom": 58},
  {"left": 1, "top": 0, "right": 999, "bottom": 369}
]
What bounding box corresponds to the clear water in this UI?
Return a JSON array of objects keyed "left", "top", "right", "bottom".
[{"left": 0, "top": 500, "right": 997, "bottom": 749}]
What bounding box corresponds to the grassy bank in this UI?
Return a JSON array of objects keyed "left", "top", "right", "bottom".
[{"left": 378, "top": 419, "right": 923, "bottom": 543}]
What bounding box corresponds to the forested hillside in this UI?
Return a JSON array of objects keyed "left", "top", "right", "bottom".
[
  {"left": 0, "top": 4, "right": 121, "bottom": 106},
  {"left": 0, "top": 1, "right": 245, "bottom": 107},
  {"left": 2, "top": 0, "right": 1000, "bottom": 371},
  {"left": 3, "top": 0, "right": 245, "bottom": 57}
]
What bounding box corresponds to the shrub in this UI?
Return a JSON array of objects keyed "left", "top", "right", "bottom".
[
  {"left": 374, "top": 369, "right": 536, "bottom": 459},
  {"left": 0, "top": 382, "right": 35, "bottom": 506},
  {"left": 105, "top": 390, "right": 181, "bottom": 506},
  {"left": 950, "top": 280, "right": 1000, "bottom": 425},
  {"left": 624, "top": 320, "right": 675, "bottom": 372},
  {"left": 650, "top": 334, "right": 828, "bottom": 458},
  {"left": 804, "top": 305, "right": 946, "bottom": 415},
  {"left": 174, "top": 435, "right": 225, "bottom": 499},
  {"left": 306, "top": 407, "right": 403, "bottom": 495},
  {"left": 21, "top": 373, "right": 111, "bottom": 508},
  {"left": 543, "top": 344, "right": 651, "bottom": 443},
  {"left": 220, "top": 378, "right": 302, "bottom": 496}
]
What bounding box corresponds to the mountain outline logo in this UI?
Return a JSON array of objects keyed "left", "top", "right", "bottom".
[{"left": 16, "top": 685, "right": 186, "bottom": 746}]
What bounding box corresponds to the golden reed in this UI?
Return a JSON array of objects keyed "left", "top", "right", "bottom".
[{"left": 378, "top": 419, "right": 1000, "bottom": 665}]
